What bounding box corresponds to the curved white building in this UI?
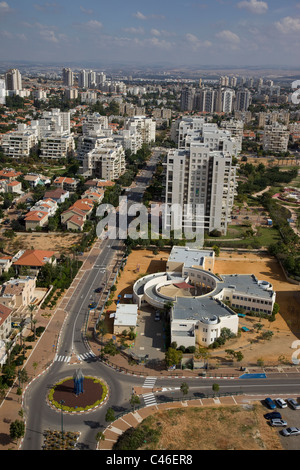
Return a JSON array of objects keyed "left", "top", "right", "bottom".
[{"left": 133, "top": 246, "right": 276, "bottom": 348}]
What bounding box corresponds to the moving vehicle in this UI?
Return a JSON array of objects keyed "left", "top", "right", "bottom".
[
  {"left": 287, "top": 398, "right": 300, "bottom": 410},
  {"left": 265, "top": 397, "right": 276, "bottom": 409},
  {"left": 275, "top": 398, "right": 287, "bottom": 408},
  {"left": 154, "top": 311, "right": 161, "bottom": 321},
  {"left": 269, "top": 419, "right": 287, "bottom": 427},
  {"left": 94, "top": 287, "right": 102, "bottom": 293},
  {"left": 88, "top": 301, "right": 97, "bottom": 309},
  {"left": 281, "top": 427, "right": 300, "bottom": 437}
]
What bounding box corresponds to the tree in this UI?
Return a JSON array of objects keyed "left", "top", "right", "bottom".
[
  {"left": 180, "top": 382, "right": 189, "bottom": 397},
  {"left": 96, "top": 431, "right": 105, "bottom": 444},
  {"left": 105, "top": 408, "right": 115, "bottom": 423},
  {"left": 9, "top": 419, "right": 25, "bottom": 441},
  {"left": 164, "top": 347, "right": 183, "bottom": 368},
  {"left": 130, "top": 393, "right": 141, "bottom": 411}
]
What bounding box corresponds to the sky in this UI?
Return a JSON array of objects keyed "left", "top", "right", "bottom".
[{"left": 1, "top": 0, "right": 300, "bottom": 68}]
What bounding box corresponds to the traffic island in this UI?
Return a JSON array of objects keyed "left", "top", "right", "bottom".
[{"left": 47, "top": 372, "right": 109, "bottom": 413}]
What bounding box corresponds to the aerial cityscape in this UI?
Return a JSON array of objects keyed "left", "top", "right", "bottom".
[{"left": 0, "top": 0, "right": 300, "bottom": 454}]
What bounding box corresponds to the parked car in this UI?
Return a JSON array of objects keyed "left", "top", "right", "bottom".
[
  {"left": 88, "top": 301, "right": 97, "bottom": 309},
  {"left": 154, "top": 311, "right": 161, "bottom": 321},
  {"left": 94, "top": 287, "right": 102, "bottom": 293},
  {"left": 265, "top": 397, "right": 276, "bottom": 409},
  {"left": 269, "top": 418, "right": 287, "bottom": 427},
  {"left": 287, "top": 398, "right": 300, "bottom": 410},
  {"left": 281, "top": 427, "right": 300, "bottom": 437},
  {"left": 275, "top": 398, "right": 287, "bottom": 408},
  {"left": 264, "top": 411, "right": 282, "bottom": 420}
]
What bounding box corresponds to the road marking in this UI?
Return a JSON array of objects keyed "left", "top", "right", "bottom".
[
  {"left": 143, "top": 377, "right": 157, "bottom": 388},
  {"left": 142, "top": 392, "right": 157, "bottom": 407}
]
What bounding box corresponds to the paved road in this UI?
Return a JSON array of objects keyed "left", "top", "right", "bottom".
[{"left": 20, "top": 148, "right": 300, "bottom": 450}]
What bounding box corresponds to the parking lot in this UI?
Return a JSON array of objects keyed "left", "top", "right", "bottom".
[
  {"left": 263, "top": 398, "right": 300, "bottom": 450},
  {"left": 130, "top": 305, "right": 166, "bottom": 362}
]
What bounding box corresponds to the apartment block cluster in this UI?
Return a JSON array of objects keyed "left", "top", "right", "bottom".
[
  {"left": 2, "top": 108, "right": 74, "bottom": 160},
  {"left": 180, "top": 81, "right": 251, "bottom": 114},
  {"left": 77, "top": 113, "right": 156, "bottom": 178},
  {"left": 1, "top": 99, "right": 156, "bottom": 183},
  {"left": 164, "top": 116, "right": 240, "bottom": 235}
]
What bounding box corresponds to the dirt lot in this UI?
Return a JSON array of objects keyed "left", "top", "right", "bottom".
[
  {"left": 2, "top": 232, "right": 82, "bottom": 255},
  {"left": 107, "top": 248, "right": 300, "bottom": 366},
  {"left": 137, "top": 404, "right": 283, "bottom": 450}
]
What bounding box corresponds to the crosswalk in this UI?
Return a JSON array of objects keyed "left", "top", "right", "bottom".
[
  {"left": 142, "top": 392, "right": 157, "bottom": 407},
  {"left": 54, "top": 351, "right": 97, "bottom": 363},
  {"left": 142, "top": 376, "right": 157, "bottom": 388},
  {"left": 142, "top": 377, "right": 157, "bottom": 407}
]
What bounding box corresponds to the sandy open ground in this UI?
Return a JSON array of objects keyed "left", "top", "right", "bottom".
[
  {"left": 108, "top": 248, "right": 300, "bottom": 366},
  {"left": 3, "top": 232, "right": 82, "bottom": 255}
]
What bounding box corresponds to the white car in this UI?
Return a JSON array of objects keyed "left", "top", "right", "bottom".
[
  {"left": 275, "top": 398, "right": 287, "bottom": 408},
  {"left": 269, "top": 418, "right": 287, "bottom": 427}
]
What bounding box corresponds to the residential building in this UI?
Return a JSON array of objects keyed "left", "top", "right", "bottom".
[
  {"left": 263, "top": 123, "right": 289, "bottom": 153},
  {"left": 234, "top": 89, "right": 251, "bottom": 111},
  {"left": 53, "top": 176, "right": 78, "bottom": 192},
  {"left": 0, "top": 169, "right": 22, "bottom": 181},
  {"left": 43, "top": 188, "right": 69, "bottom": 204},
  {"left": 221, "top": 119, "right": 244, "bottom": 153},
  {"left": 1, "top": 124, "right": 38, "bottom": 159},
  {"left": 123, "top": 116, "right": 156, "bottom": 145},
  {"left": 0, "top": 276, "right": 36, "bottom": 309},
  {"left": 39, "top": 132, "right": 75, "bottom": 160},
  {"left": 12, "top": 249, "right": 56, "bottom": 273},
  {"left": 164, "top": 116, "right": 237, "bottom": 235},
  {"left": 80, "top": 138, "right": 125, "bottom": 179},
  {"left": 180, "top": 87, "right": 196, "bottom": 111},
  {"left": 0, "top": 255, "right": 12, "bottom": 276},
  {"left": 24, "top": 210, "right": 49, "bottom": 231},
  {"left": 62, "top": 68, "right": 74, "bottom": 86},
  {"left": 0, "top": 304, "right": 13, "bottom": 343},
  {"left": 6, "top": 180, "right": 22, "bottom": 194},
  {"left": 0, "top": 79, "right": 6, "bottom": 105},
  {"left": 5, "top": 68, "right": 22, "bottom": 91}
]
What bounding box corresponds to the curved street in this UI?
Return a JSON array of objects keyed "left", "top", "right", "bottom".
[{"left": 1, "top": 149, "right": 300, "bottom": 451}]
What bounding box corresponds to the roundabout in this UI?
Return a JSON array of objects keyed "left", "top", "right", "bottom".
[{"left": 48, "top": 370, "right": 109, "bottom": 413}]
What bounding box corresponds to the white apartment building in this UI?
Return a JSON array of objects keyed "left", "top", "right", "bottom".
[
  {"left": 62, "top": 68, "right": 74, "bottom": 86},
  {"left": 221, "top": 119, "right": 244, "bottom": 154},
  {"left": 40, "top": 132, "right": 75, "bottom": 160},
  {"left": 124, "top": 116, "right": 156, "bottom": 145},
  {"left": 165, "top": 117, "right": 237, "bottom": 236},
  {"left": 263, "top": 123, "right": 289, "bottom": 153},
  {"left": 81, "top": 138, "right": 125, "bottom": 179},
  {"left": 5, "top": 68, "right": 22, "bottom": 91},
  {"left": 222, "top": 88, "right": 235, "bottom": 113},
  {"left": 1, "top": 124, "right": 38, "bottom": 159},
  {"left": 114, "top": 129, "right": 142, "bottom": 155},
  {"left": 0, "top": 79, "right": 6, "bottom": 105},
  {"left": 78, "top": 69, "right": 89, "bottom": 88}
]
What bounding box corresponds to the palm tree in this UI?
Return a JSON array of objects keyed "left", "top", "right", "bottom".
[{"left": 27, "top": 304, "right": 36, "bottom": 332}]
